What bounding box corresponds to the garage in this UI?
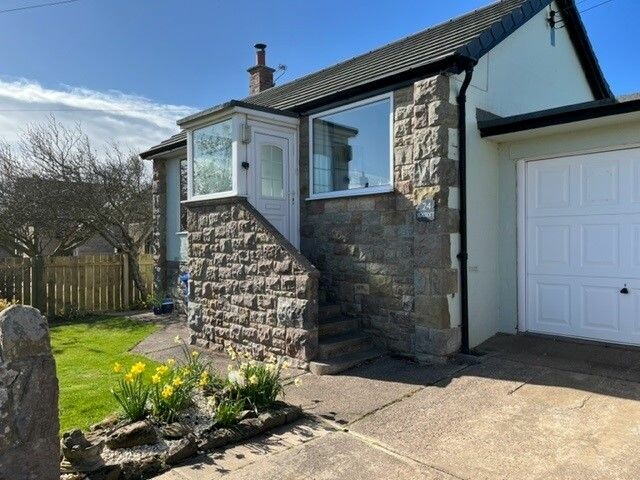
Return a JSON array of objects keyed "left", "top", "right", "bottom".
[
  {"left": 521, "top": 148, "right": 640, "bottom": 345},
  {"left": 477, "top": 95, "right": 640, "bottom": 348}
]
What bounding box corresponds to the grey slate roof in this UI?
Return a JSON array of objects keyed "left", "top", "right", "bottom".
[
  {"left": 242, "top": 0, "right": 609, "bottom": 111},
  {"left": 141, "top": 0, "right": 611, "bottom": 158}
]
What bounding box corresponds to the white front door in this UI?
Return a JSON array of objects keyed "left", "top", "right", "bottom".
[
  {"left": 250, "top": 131, "right": 295, "bottom": 244},
  {"left": 523, "top": 148, "right": 640, "bottom": 345}
]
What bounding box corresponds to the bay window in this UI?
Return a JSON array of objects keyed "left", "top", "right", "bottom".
[
  {"left": 310, "top": 94, "right": 393, "bottom": 199},
  {"left": 191, "top": 119, "right": 233, "bottom": 197}
]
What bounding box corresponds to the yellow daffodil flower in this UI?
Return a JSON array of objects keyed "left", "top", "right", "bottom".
[
  {"left": 191, "top": 350, "right": 199, "bottom": 358},
  {"left": 151, "top": 373, "right": 162, "bottom": 384},
  {"left": 124, "top": 373, "right": 135, "bottom": 383},
  {"left": 293, "top": 377, "right": 303, "bottom": 387},
  {"left": 172, "top": 376, "right": 184, "bottom": 387},
  {"left": 226, "top": 346, "right": 237, "bottom": 361},
  {"left": 174, "top": 335, "right": 182, "bottom": 344},
  {"left": 161, "top": 385, "right": 174, "bottom": 398},
  {"left": 249, "top": 374, "right": 259, "bottom": 385},
  {"left": 112, "top": 362, "right": 123, "bottom": 373},
  {"left": 130, "top": 362, "right": 146, "bottom": 376},
  {"left": 166, "top": 358, "right": 176, "bottom": 367},
  {"left": 156, "top": 365, "right": 169, "bottom": 376},
  {"left": 199, "top": 371, "right": 210, "bottom": 387}
]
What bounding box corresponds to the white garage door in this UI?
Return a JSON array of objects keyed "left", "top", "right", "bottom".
[{"left": 525, "top": 148, "right": 640, "bottom": 345}]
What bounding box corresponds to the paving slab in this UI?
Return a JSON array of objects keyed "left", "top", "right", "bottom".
[
  {"left": 479, "top": 333, "right": 640, "bottom": 383},
  {"left": 284, "top": 356, "right": 467, "bottom": 425},
  {"left": 154, "top": 418, "right": 333, "bottom": 479},
  {"left": 197, "top": 431, "right": 459, "bottom": 480},
  {"left": 351, "top": 356, "right": 640, "bottom": 480}
]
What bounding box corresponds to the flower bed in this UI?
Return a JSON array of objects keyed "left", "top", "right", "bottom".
[{"left": 59, "top": 340, "right": 303, "bottom": 480}]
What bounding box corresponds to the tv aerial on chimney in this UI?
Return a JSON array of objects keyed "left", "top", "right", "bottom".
[{"left": 275, "top": 64, "right": 287, "bottom": 83}]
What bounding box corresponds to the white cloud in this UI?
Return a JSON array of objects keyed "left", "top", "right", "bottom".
[{"left": 0, "top": 77, "right": 197, "bottom": 151}]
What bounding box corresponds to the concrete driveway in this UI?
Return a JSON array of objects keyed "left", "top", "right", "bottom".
[{"left": 151, "top": 328, "right": 640, "bottom": 480}]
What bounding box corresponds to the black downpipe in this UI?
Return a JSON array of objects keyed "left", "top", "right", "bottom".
[{"left": 456, "top": 65, "right": 474, "bottom": 355}]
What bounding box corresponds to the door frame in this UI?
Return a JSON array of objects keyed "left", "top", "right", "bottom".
[
  {"left": 516, "top": 143, "right": 640, "bottom": 336},
  {"left": 247, "top": 122, "right": 300, "bottom": 249}
]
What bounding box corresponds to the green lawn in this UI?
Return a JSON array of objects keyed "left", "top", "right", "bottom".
[{"left": 51, "top": 316, "right": 159, "bottom": 433}]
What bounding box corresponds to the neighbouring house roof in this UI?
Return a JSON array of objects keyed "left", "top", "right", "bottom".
[
  {"left": 478, "top": 94, "right": 640, "bottom": 137},
  {"left": 141, "top": 0, "right": 611, "bottom": 159}
]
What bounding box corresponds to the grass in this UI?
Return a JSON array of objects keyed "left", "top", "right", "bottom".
[{"left": 51, "top": 315, "right": 159, "bottom": 433}]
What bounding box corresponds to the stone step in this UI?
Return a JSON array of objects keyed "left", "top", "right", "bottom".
[
  {"left": 318, "top": 317, "right": 358, "bottom": 339},
  {"left": 319, "top": 303, "right": 341, "bottom": 320},
  {"left": 317, "top": 331, "right": 372, "bottom": 360},
  {"left": 309, "top": 347, "right": 384, "bottom": 375}
]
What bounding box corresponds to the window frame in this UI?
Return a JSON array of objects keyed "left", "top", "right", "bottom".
[
  {"left": 308, "top": 92, "right": 394, "bottom": 201},
  {"left": 187, "top": 116, "right": 238, "bottom": 201}
]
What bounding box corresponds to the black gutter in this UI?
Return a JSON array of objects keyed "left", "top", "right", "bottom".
[
  {"left": 479, "top": 97, "right": 640, "bottom": 138},
  {"left": 456, "top": 62, "right": 475, "bottom": 355},
  {"left": 140, "top": 138, "right": 187, "bottom": 159}
]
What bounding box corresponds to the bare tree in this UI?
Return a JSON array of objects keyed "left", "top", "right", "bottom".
[
  {"left": 75, "top": 145, "right": 153, "bottom": 298},
  {"left": 0, "top": 133, "right": 92, "bottom": 257},
  {"left": 3, "top": 117, "right": 153, "bottom": 298}
]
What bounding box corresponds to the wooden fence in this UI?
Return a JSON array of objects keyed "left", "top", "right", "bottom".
[{"left": 0, "top": 253, "right": 154, "bottom": 316}]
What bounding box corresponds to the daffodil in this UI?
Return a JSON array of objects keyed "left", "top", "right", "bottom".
[
  {"left": 191, "top": 350, "right": 200, "bottom": 358},
  {"left": 156, "top": 365, "right": 169, "bottom": 376},
  {"left": 166, "top": 358, "right": 176, "bottom": 367},
  {"left": 267, "top": 355, "right": 277, "bottom": 364},
  {"left": 199, "top": 371, "right": 210, "bottom": 388},
  {"left": 172, "top": 376, "right": 184, "bottom": 387},
  {"left": 130, "top": 362, "right": 146, "bottom": 376},
  {"left": 174, "top": 335, "right": 182, "bottom": 344},
  {"left": 226, "top": 346, "right": 237, "bottom": 361},
  {"left": 124, "top": 373, "right": 135, "bottom": 383},
  {"left": 112, "top": 362, "right": 123, "bottom": 373},
  {"left": 151, "top": 373, "right": 162, "bottom": 384},
  {"left": 282, "top": 361, "right": 292, "bottom": 370},
  {"left": 161, "top": 385, "right": 174, "bottom": 399},
  {"left": 293, "top": 377, "right": 303, "bottom": 387},
  {"left": 248, "top": 374, "right": 259, "bottom": 385},
  {"left": 228, "top": 370, "right": 245, "bottom": 386}
]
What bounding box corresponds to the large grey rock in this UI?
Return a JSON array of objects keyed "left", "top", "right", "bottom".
[
  {"left": 106, "top": 421, "right": 158, "bottom": 449},
  {"left": 60, "top": 429, "right": 105, "bottom": 473},
  {"left": 164, "top": 437, "right": 197, "bottom": 465},
  {"left": 0, "top": 305, "right": 59, "bottom": 480}
]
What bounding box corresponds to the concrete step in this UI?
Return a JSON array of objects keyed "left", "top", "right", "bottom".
[
  {"left": 318, "top": 331, "right": 372, "bottom": 360},
  {"left": 309, "top": 347, "right": 384, "bottom": 375},
  {"left": 318, "top": 317, "right": 358, "bottom": 339},
  {"left": 319, "top": 303, "right": 341, "bottom": 320}
]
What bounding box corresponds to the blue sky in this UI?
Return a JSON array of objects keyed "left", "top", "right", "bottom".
[{"left": 0, "top": 0, "right": 635, "bottom": 148}]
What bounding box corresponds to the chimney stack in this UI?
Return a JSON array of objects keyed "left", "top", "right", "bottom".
[{"left": 248, "top": 43, "right": 275, "bottom": 95}]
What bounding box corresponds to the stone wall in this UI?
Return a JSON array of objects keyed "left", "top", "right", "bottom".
[
  {"left": 0, "top": 305, "right": 59, "bottom": 480},
  {"left": 300, "top": 74, "right": 461, "bottom": 357},
  {"left": 186, "top": 197, "right": 319, "bottom": 368}
]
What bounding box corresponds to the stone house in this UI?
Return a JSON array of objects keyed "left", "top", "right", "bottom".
[{"left": 143, "top": 0, "right": 640, "bottom": 371}]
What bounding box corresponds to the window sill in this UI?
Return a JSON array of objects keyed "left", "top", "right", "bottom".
[{"left": 306, "top": 185, "right": 394, "bottom": 201}]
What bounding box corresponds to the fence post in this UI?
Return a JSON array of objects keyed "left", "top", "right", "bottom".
[
  {"left": 122, "top": 253, "right": 130, "bottom": 310},
  {"left": 31, "top": 256, "right": 46, "bottom": 314}
]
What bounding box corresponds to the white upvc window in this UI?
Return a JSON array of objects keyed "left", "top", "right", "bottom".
[
  {"left": 309, "top": 93, "right": 393, "bottom": 200},
  {"left": 187, "top": 117, "right": 238, "bottom": 200}
]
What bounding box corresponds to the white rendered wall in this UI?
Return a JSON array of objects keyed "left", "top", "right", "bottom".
[{"left": 451, "top": 2, "right": 597, "bottom": 347}]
